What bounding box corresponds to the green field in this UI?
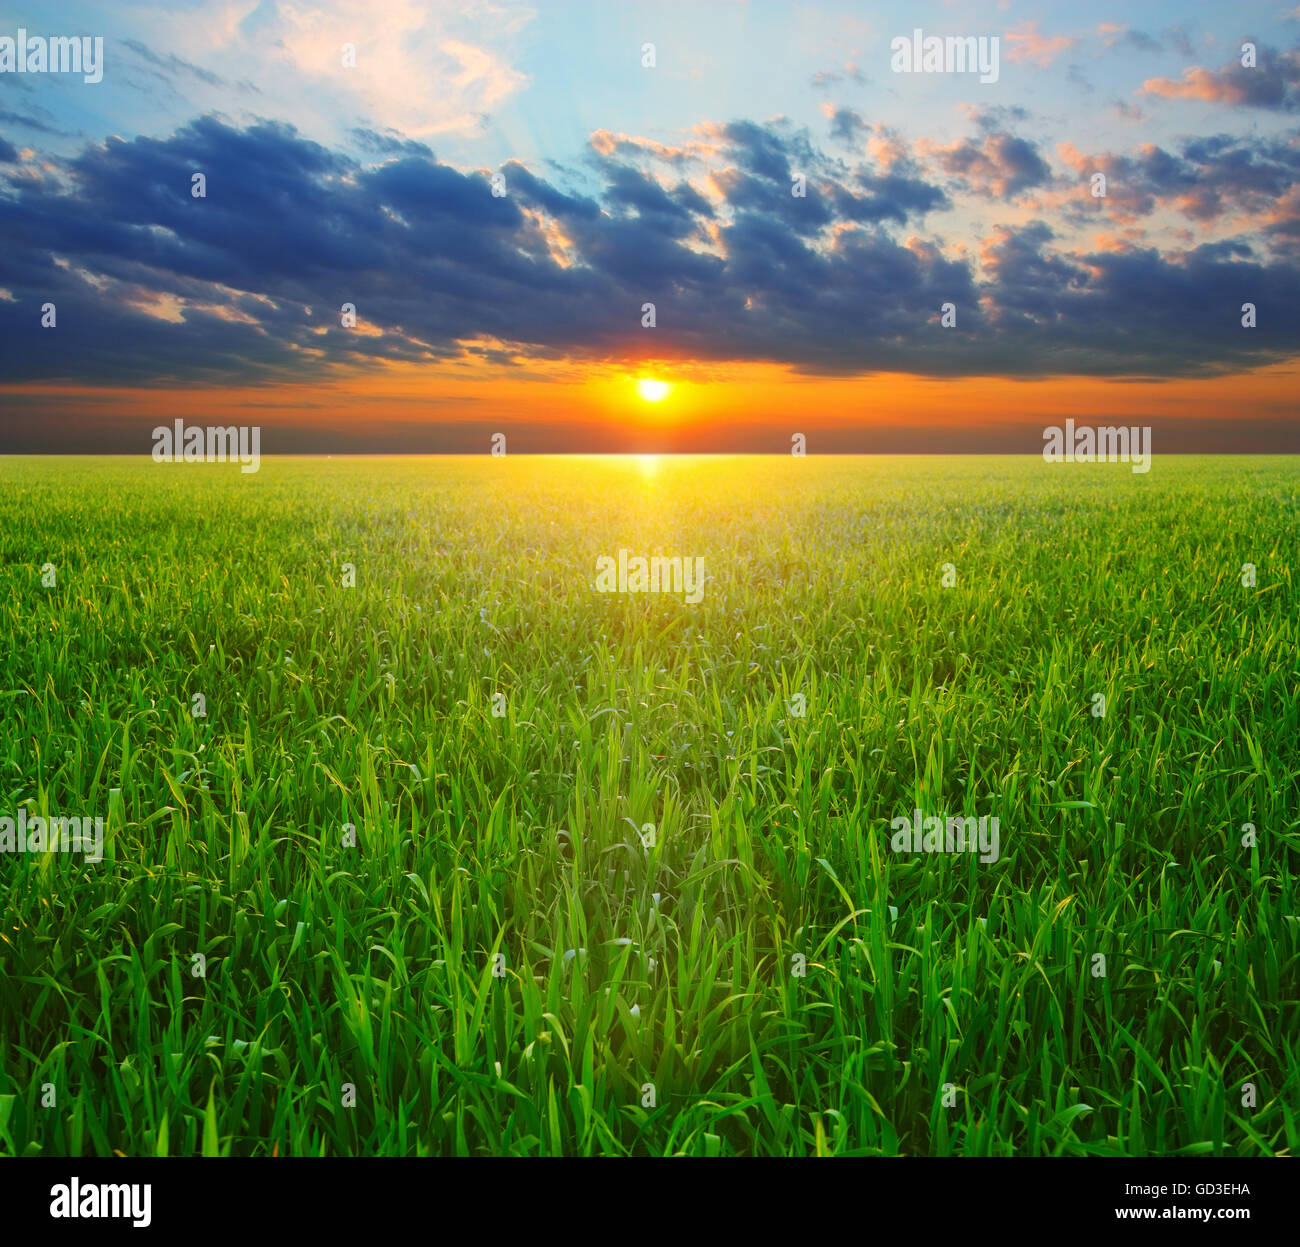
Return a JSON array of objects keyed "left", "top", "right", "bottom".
[{"left": 0, "top": 454, "right": 1296, "bottom": 1157}]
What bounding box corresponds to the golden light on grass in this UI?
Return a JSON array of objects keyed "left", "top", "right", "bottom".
[{"left": 636, "top": 378, "right": 670, "bottom": 403}]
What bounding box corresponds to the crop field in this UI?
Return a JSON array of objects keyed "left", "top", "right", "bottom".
[{"left": 0, "top": 454, "right": 1296, "bottom": 1157}]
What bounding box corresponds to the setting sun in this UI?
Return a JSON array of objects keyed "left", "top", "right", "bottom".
[{"left": 637, "top": 378, "right": 670, "bottom": 403}]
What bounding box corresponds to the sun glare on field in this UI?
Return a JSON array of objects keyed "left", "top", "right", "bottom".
[{"left": 637, "top": 378, "right": 670, "bottom": 403}]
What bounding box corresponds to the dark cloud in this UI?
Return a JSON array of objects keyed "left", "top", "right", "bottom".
[
  {"left": 350, "top": 128, "right": 434, "bottom": 159},
  {"left": 924, "top": 129, "right": 1051, "bottom": 199},
  {"left": 828, "top": 107, "right": 868, "bottom": 145},
  {"left": 1062, "top": 134, "right": 1300, "bottom": 233},
  {"left": 0, "top": 114, "right": 1296, "bottom": 392},
  {"left": 832, "top": 171, "right": 948, "bottom": 224},
  {"left": 969, "top": 105, "right": 1032, "bottom": 132},
  {"left": 1101, "top": 27, "right": 1164, "bottom": 54},
  {"left": 1122, "top": 30, "right": 1163, "bottom": 54},
  {"left": 502, "top": 160, "right": 600, "bottom": 220},
  {"left": 122, "top": 39, "right": 229, "bottom": 89},
  {"left": 0, "top": 107, "right": 69, "bottom": 136},
  {"left": 972, "top": 226, "right": 1300, "bottom": 377}
]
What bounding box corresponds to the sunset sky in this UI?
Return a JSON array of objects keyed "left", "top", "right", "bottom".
[{"left": 1, "top": 0, "right": 1298, "bottom": 452}]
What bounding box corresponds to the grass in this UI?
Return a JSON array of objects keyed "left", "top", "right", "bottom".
[{"left": 0, "top": 453, "right": 1296, "bottom": 1157}]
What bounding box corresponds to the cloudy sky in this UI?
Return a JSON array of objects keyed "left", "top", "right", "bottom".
[{"left": 1, "top": 0, "right": 1298, "bottom": 452}]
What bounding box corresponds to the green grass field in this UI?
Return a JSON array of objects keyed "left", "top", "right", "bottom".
[{"left": 0, "top": 454, "right": 1296, "bottom": 1157}]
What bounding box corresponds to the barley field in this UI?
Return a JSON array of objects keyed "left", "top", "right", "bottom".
[{"left": 0, "top": 454, "right": 1296, "bottom": 1157}]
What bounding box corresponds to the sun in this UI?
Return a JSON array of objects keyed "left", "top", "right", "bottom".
[{"left": 637, "top": 377, "right": 671, "bottom": 403}]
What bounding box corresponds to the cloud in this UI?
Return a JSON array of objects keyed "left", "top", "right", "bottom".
[
  {"left": 0, "top": 107, "right": 70, "bottom": 137},
  {"left": 0, "top": 114, "right": 1296, "bottom": 388},
  {"left": 921, "top": 113, "right": 1051, "bottom": 200},
  {"left": 120, "top": 0, "right": 535, "bottom": 139},
  {"left": 1005, "top": 21, "right": 1075, "bottom": 68},
  {"left": 826, "top": 106, "right": 869, "bottom": 145},
  {"left": 1055, "top": 134, "right": 1300, "bottom": 234},
  {"left": 1097, "top": 24, "right": 1162, "bottom": 54},
  {"left": 810, "top": 63, "right": 867, "bottom": 90},
  {"left": 588, "top": 130, "right": 717, "bottom": 167},
  {"left": 1110, "top": 100, "right": 1146, "bottom": 123},
  {"left": 1141, "top": 48, "right": 1300, "bottom": 111},
  {"left": 122, "top": 39, "right": 229, "bottom": 89}
]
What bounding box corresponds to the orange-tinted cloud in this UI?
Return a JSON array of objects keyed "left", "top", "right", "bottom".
[
  {"left": 1004, "top": 21, "right": 1075, "bottom": 68},
  {"left": 1141, "top": 50, "right": 1300, "bottom": 110}
]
